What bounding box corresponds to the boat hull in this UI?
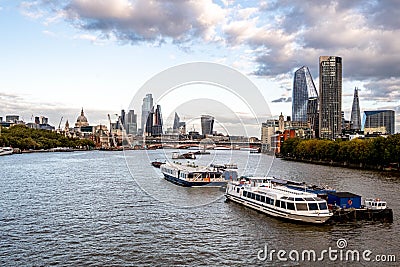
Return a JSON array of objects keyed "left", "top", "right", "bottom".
[
  {"left": 163, "top": 173, "right": 226, "bottom": 187},
  {"left": 225, "top": 193, "right": 331, "bottom": 224},
  {"left": 0, "top": 148, "right": 13, "bottom": 156}
]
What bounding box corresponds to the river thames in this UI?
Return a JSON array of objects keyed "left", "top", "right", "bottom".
[{"left": 1, "top": 150, "right": 399, "bottom": 266}]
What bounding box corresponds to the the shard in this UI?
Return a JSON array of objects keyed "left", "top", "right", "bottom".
[{"left": 350, "top": 87, "right": 361, "bottom": 130}]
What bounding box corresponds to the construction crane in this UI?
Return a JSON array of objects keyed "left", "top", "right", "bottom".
[
  {"left": 107, "top": 114, "right": 118, "bottom": 148},
  {"left": 58, "top": 117, "right": 63, "bottom": 131}
]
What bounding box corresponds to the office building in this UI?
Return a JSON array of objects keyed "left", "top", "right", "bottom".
[
  {"left": 145, "top": 104, "right": 163, "bottom": 137},
  {"left": 261, "top": 119, "right": 279, "bottom": 152},
  {"left": 319, "top": 56, "right": 342, "bottom": 139},
  {"left": 152, "top": 105, "right": 163, "bottom": 136},
  {"left": 362, "top": 110, "right": 395, "bottom": 135},
  {"left": 6, "top": 115, "right": 19, "bottom": 123},
  {"left": 141, "top": 94, "right": 153, "bottom": 135},
  {"left": 201, "top": 115, "right": 214, "bottom": 135},
  {"left": 350, "top": 87, "right": 361, "bottom": 130},
  {"left": 126, "top": 110, "right": 137, "bottom": 135},
  {"left": 292, "top": 66, "right": 318, "bottom": 122}
]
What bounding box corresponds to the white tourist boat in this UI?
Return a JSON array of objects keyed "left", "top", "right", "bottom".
[
  {"left": 160, "top": 162, "right": 227, "bottom": 187},
  {"left": 0, "top": 147, "right": 13, "bottom": 156},
  {"left": 225, "top": 177, "right": 333, "bottom": 224}
]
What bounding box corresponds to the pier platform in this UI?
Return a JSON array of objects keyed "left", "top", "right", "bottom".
[{"left": 329, "top": 208, "right": 393, "bottom": 224}]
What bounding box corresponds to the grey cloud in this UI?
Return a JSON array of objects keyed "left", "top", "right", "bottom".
[
  {"left": 20, "top": 0, "right": 400, "bottom": 101},
  {"left": 271, "top": 97, "right": 291, "bottom": 103},
  {"left": 363, "top": 78, "right": 400, "bottom": 101},
  {"left": 60, "top": 0, "right": 224, "bottom": 45}
]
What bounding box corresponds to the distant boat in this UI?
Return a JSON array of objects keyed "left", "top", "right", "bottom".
[
  {"left": 151, "top": 161, "right": 166, "bottom": 168},
  {"left": 172, "top": 152, "right": 196, "bottom": 159},
  {"left": 214, "top": 146, "right": 230, "bottom": 150},
  {"left": 161, "top": 162, "right": 227, "bottom": 187},
  {"left": 0, "top": 147, "right": 13, "bottom": 156}
]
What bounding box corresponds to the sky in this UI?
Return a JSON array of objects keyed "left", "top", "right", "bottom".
[{"left": 0, "top": 0, "right": 399, "bottom": 136}]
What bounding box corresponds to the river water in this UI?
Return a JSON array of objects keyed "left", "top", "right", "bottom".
[{"left": 1, "top": 150, "right": 399, "bottom": 266}]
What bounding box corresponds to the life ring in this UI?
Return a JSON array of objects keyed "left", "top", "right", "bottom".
[{"left": 348, "top": 199, "right": 353, "bottom": 205}]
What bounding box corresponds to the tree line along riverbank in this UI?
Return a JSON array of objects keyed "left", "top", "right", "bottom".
[
  {"left": 0, "top": 125, "right": 94, "bottom": 150},
  {"left": 280, "top": 134, "right": 400, "bottom": 171}
]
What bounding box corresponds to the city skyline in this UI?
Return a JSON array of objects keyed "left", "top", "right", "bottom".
[{"left": 0, "top": 1, "right": 399, "bottom": 135}]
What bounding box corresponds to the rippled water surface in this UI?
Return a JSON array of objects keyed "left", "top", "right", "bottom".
[{"left": 1, "top": 150, "right": 399, "bottom": 266}]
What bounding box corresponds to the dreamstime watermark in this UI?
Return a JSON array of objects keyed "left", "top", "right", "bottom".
[{"left": 257, "top": 238, "right": 396, "bottom": 263}]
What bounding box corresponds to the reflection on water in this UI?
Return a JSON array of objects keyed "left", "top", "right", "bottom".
[{"left": 0, "top": 150, "right": 398, "bottom": 266}]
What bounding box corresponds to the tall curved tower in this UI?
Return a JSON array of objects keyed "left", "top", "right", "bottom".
[
  {"left": 350, "top": 87, "right": 361, "bottom": 130},
  {"left": 292, "top": 66, "right": 319, "bottom": 136}
]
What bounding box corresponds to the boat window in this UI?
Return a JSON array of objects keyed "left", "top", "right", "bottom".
[
  {"left": 287, "top": 202, "right": 295, "bottom": 210},
  {"left": 275, "top": 200, "right": 281, "bottom": 207},
  {"left": 296, "top": 203, "right": 308, "bottom": 211},
  {"left": 295, "top": 198, "right": 304, "bottom": 201},
  {"left": 318, "top": 202, "right": 328, "bottom": 210},
  {"left": 280, "top": 201, "right": 287, "bottom": 209},
  {"left": 281, "top": 197, "right": 288, "bottom": 200},
  {"left": 288, "top": 197, "right": 294, "bottom": 201},
  {"left": 308, "top": 203, "right": 319, "bottom": 211},
  {"left": 236, "top": 188, "right": 240, "bottom": 193},
  {"left": 251, "top": 193, "right": 255, "bottom": 200},
  {"left": 269, "top": 199, "right": 274, "bottom": 205},
  {"left": 265, "top": 197, "right": 271, "bottom": 204},
  {"left": 256, "top": 195, "right": 261, "bottom": 201},
  {"left": 260, "top": 196, "right": 265, "bottom": 202},
  {"left": 243, "top": 191, "right": 248, "bottom": 197},
  {"left": 305, "top": 197, "right": 315, "bottom": 201}
]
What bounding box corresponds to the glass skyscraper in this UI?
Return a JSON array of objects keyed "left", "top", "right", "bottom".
[
  {"left": 201, "top": 115, "right": 214, "bottom": 135},
  {"left": 350, "top": 87, "right": 361, "bottom": 130},
  {"left": 292, "top": 66, "right": 318, "bottom": 136},
  {"left": 141, "top": 93, "right": 153, "bottom": 133},
  {"left": 362, "top": 110, "right": 395, "bottom": 134},
  {"left": 319, "top": 56, "right": 342, "bottom": 139}
]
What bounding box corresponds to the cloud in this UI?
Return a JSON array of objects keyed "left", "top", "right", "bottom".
[
  {"left": 363, "top": 78, "right": 400, "bottom": 101},
  {"left": 18, "top": 0, "right": 400, "bottom": 107},
  {"left": 271, "top": 97, "right": 291, "bottom": 103},
  {"left": 60, "top": 0, "right": 226, "bottom": 45}
]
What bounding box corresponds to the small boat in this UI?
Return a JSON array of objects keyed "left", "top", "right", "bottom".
[
  {"left": 151, "top": 161, "right": 166, "bottom": 168},
  {"left": 225, "top": 176, "right": 332, "bottom": 224},
  {"left": 160, "top": 162, "right": 228, "bottom": 187},
  {"left": 171, "top": 152, "right": 196, "bottom": 159},
  {"left": 0, "top": 147, "right": 13, "bottom": 156},
  {"left": 364, "top": 198, "right": 387, "bottom": 210}
]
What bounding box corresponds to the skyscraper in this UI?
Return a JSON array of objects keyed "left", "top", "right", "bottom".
[
  {"left": 141, "top": 93, "right": 153, "bottom": 134},
  {"left": 173, "top": 112, "right": 180, "bottom": 132},
  {"left": 350, "top": 87, "right": 361, "bottom": 130},
  {"left": 319, "top": 56, "right": 342, "bottom": 139},
  {"left": 145, "top": 104, "right": 163, "bottom": 137},
  {"left": 152, "top": 105, "right": 163, "bottom": 136},
  {"left": 362, "top": 110, "right": 395, "bottom": 135},
  {"left": 126, "top": 110, "right": 137, "bottom": 135},
  {"left": 292, "top": 66, "right": 319, "bottom": 136},
  {"left": 201, "top": 115, "right": 214, "bottom": 135}
]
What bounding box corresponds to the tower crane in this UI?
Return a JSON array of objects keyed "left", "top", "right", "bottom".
[{"left": 58, "top": 117, "right": 63, "bottom": 131}]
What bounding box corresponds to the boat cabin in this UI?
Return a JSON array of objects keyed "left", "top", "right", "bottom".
[
  {"left": 327, "top": 192, "right": 362, "bottom": 209},
  {"left": 364, "top": 198, "right": 387, "bottom": 210}
]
